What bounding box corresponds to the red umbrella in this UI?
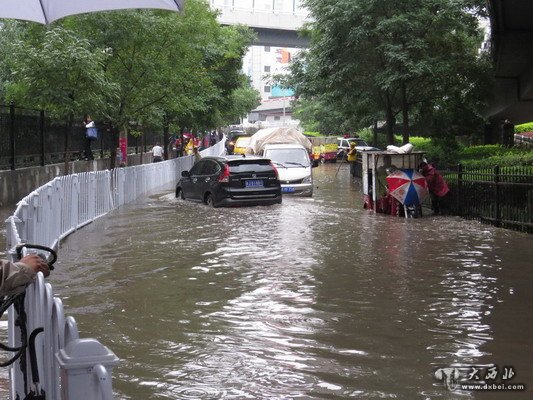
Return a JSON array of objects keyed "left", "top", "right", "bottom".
[{"left": 386, "top": 169, "right": 429, "bottom": 205}]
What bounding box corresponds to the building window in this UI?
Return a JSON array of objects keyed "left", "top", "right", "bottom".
[
  {"left": 264, "top": 85, "right": 271, "bottom": 93},
  {"left": 274, "top": 116, "right": 281, "bottom": 121},
  {"left": 264, "top": 46, "right": 271, "bottom": 52},
  {"left": 264, "top": 65, "right": 271, "bottom": 73}
]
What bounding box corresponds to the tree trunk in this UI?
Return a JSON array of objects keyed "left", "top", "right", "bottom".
[
  {"left": 385, "top": 105, "right": 395, "bottom": 145},
  {"left": 109, "top": 125, "right": 120, "bottom": 169},
  {"left": 401, "top": 82, "right": 409, "bottom": 145},
  {"left": 373, "top": 120, "right": 378, "bottom": 147},
  {"left": 178, "top": 126, "right": 185, "bottom": 157},
  {"left": 163, "top": 123, "right": 170, "bottom": 161},
  {"left": 63, "top": 113, "right": 74, "bottom": 175}
]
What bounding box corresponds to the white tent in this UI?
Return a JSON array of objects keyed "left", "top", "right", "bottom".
[{"left": 246, "top": 127, "right": 312, "bottom": 154}]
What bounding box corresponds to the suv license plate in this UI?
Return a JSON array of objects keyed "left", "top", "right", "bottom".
[
  {"left": 282, "top": 187, "right": 295, "bottom": 193},
  {"left": 245, "top": 179, "right": 264, "bottom": 188}
]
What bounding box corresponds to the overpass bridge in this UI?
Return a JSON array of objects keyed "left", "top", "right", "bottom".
[
  {"left": 486, "top": 0, "right": 533, "bottom": 126},
  {"left": 210, "top": 0, "right": 310, "bottom": 48}
]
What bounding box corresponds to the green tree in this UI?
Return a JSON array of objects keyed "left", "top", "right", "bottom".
[
  {"left": 2, "top": 23, "right": 114, "bottom": 169},
  {"left": 1, "top": 2, "right": 259, "bottom": 168},
  {"left": 290, "top": 0, "right": 491, "bottom": 144}
]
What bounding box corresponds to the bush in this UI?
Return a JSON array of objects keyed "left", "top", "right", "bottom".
[
  {"left": 353, "top": 133, "right": 532, "bottom": 168},
  {"left": 357, "top": 128, "right": 392, "bottom": 149},
  {"left": 459, "top": 145, "right": 507, "bottom": 160},
  {"left": 515, "top": 122, "right": 533, "bottom": 134},
  {"left": 400, "top": 135, "right": 460, "bottom": 167},
  {"left": 461, "top": 150, "right": 533, "bottom": 168},
  {"left": 403, "top": 136, "right": 432, "bottom": 152}
]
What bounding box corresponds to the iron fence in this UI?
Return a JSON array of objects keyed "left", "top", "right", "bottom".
[
  {"left": 440, "top": 164, "right": 533, "bottom": 233},
  {"left": 0, "top": 103, "right": 163, "bottom": 170}
]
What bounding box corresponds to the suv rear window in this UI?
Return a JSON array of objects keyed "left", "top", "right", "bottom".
[{"left": 228, "top": 159, "right": 272, "bottom": 173}]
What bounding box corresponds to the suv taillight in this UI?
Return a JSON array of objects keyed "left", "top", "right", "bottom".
[
  {"left": 218, "top": 164, "right": 230, "bottom": 182},
  {"left": 270, "top": 162, "right": 279, "bottom": 179}
]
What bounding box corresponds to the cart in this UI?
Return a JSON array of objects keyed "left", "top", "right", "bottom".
[{"left": 361, "top": 151, "right": 428, "bottom": 218}]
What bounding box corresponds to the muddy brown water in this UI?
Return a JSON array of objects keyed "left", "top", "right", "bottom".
[{"left": 2, "top": 164, "right": 533, "bottom": 399}]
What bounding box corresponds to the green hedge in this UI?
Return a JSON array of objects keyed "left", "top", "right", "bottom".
[
  {"left": 357, "top": 128, "right": 391, "bottom": 149},
  {"left": 353, "top": 132, "right": 532, "bottom": 168},
  {"left": 401, "top": 138, "right": 532, "bottom": 168},
  {"left": 515, "top": 122, "right": 533, "bottom": 134},
  {"left": 460, "top": 151, "right": 533, "bottom": 168}
]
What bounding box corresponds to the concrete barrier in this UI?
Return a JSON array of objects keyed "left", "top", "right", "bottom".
[{"left": 0, "top": 151, "right": 164, "bottom": 207}]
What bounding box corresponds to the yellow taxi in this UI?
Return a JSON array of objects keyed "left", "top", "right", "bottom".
[{"left": 233, "top": 136, "right": 252, "bottom": 154}]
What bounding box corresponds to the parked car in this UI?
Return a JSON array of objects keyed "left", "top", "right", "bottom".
[
  {"left": 232, "top": 136, "right": 252, "bottom": 155},
  {"left": 337, "top": 137, "right": 378, "bottom": 159},
  {"left": 175, "top": 155, "right": 282, "bottom": 207},
  {"left": 262, "top": 143, "right": 314, "bottom": 197}
]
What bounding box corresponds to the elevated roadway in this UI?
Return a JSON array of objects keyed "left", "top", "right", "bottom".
[
  {"left": 211, "top": 1, "right": 310, "bottom": 48},
  {"left": 486, "top": 0, "right": 533, "bottom": 125}
]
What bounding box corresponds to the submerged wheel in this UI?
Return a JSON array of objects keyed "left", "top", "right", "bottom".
[
  {"left": 176, "top": 187, "right": 185, "bottom": 200},
  {"left": 206, "top": 194, "right": 216, "bottom": 208}
]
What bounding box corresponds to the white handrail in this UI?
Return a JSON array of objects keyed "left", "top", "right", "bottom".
[{"left": 3, "top": 138, "right": 226, "bottom": 399}]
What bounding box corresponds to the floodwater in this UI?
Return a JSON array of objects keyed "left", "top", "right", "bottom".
[{"left": 4, "top": 163, "right": 533, "bottom": 399}]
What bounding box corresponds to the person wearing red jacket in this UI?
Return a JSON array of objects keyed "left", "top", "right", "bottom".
[{"left": 419, "top": 161, "right": 449, "bottom": 214}]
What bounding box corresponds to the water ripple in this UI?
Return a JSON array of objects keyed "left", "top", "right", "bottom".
[{"left": 48, "top": 166, "right": 533, "bottom": 400}]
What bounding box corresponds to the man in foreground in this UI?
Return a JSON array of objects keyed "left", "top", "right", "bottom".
[{"left": 0, "top": 255, "right": 50, "bottom": 296}]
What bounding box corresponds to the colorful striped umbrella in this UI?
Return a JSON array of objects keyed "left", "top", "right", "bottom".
[{"left": 386, "top": 169, "right": 429, "bottom": 205}]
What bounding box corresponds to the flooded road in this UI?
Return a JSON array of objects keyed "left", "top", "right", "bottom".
[{"left": 35, "top": 164, "right": 533, "bottom": 398}]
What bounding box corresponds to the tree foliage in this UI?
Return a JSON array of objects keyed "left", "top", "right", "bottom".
[
  {"left": 0, "top": 0, "right": 259, "bottom": 150},
  {"left": 287, "top": 0, "right": 492, "bottom": 144}
]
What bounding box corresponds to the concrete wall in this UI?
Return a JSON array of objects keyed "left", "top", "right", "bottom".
[{"left": 0, "top": 151, "right": 165, "bottom": 207}]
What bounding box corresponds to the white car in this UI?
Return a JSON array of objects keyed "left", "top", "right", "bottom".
[
  {"left": 337, "top": 137, "right": 378, "bottom": 159},
  {"left": 262, "top": 143, "right": 314, "bottom": 197}
]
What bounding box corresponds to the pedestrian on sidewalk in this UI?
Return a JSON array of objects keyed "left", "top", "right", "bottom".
[
  {"left": 193, "top": 146, "right": 202, "bottom": 164},
  {"left": 152, "top": 142, "right": 164, "bottom": 163},
  {"left": 83, "top": 115, "right": 97, "bottom": 160}
]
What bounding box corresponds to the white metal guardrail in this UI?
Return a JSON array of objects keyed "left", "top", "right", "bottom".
[{"left": 3, "top": 139, "right": 225, "bottom": 399}]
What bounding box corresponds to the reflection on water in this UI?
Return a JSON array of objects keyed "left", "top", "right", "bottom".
[{"left": 42, "top": 164, "right": 533, "bottom": 398}]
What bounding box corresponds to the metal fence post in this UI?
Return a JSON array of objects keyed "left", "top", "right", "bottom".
[
  {"left": 457, "top": 164, "right": 463, "bottom": 216},
  {"left": 9, "top": 101, "right": 15, "bottom": 170},
  {"left": 100, "top": 129, "right": 104, "bottom": 160},
  {"left": 494, "top": 165, "right": 501, "bottom": 227},
  {"left": 40, "top": 110, "right": 46, "bottom": 167}
]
